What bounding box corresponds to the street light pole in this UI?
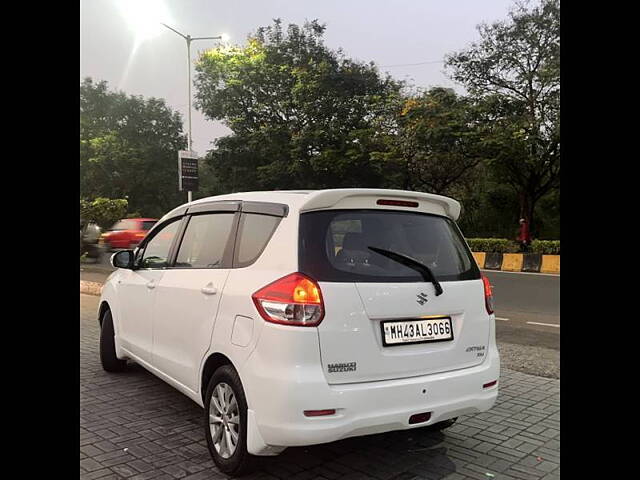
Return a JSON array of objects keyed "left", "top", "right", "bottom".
[
  {"left": 187, "top": 35, "right": 192, "bottom": 152},
  {"left": 161, "top": 23, "right": 223, "bottom": 203}
]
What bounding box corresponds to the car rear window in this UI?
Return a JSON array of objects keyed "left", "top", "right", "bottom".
[
  {"left": 299, "top": 209, "right": 480, "bottom": 282},
  {"left": 234, "top": 213, "right": 282, "bottom": 268}
]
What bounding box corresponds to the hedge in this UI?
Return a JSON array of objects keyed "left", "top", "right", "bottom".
[
  {"left": 530, "top": 240, "right": 560, "bottom": 255},
  {"left": 466, "top": 238, "right": 519, "bottom": 253},
  {"left": 466, "top": 238, "right": 560, "bottom": 255}
]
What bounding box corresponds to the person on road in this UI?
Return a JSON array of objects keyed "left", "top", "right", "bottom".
[{"left": 517, "top": 218, "right": 531, "bottom": 252}]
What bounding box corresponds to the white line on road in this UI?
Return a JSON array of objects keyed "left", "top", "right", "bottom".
[
  {"left": 495, "top": 317, "right": 510, "bottom": 321},
  {"left": 526, "top": 321, "right": 560, "bottom": 328}
]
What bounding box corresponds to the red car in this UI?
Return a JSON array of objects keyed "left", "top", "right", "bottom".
[{"left": 100, "top": 218, "right": 158, "bottom": 250}]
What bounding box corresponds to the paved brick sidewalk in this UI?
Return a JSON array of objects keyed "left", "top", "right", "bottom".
[{"left": 81, "top": 296, "right": 559, "bottom": 480}]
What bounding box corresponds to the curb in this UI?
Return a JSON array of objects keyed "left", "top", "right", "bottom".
[
  {"left": 472, "top": 252, "right": 560, "bottom": 274},
  {"left": 80, "top": 263, "right": 115, "bottom": 274},
  {"left": 80, "top": 280, "right": 103, "bottom": 296}
]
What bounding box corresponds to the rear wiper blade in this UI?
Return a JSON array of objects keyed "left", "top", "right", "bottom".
[{"left": 368, "top": 246, "right": 444, "bottom": 296}]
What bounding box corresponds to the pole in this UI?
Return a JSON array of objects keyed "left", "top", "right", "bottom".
[
  {"left": 160, "top": 24, "right": 223, "bottom": 205},
  {"left": 186, "top": 36, "right": 193, "bottom": 203}
]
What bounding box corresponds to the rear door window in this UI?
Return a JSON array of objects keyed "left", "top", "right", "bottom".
[
  {"left": 234, "top": 213, "right": 281, "bottom": 267},
  {"left": 299, "top": 209, "right": 479, "bottom": 282},
  {"left": 141, "top": 221, "right": 157, "bottom": 231},
  {"left": 175, "top": 213, "right": 235, "bottom": 268}
]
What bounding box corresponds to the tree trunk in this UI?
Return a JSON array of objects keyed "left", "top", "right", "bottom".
[
  {"left": 403, "top": 157, "right": 412, "bottom": 190},
  {"left": 518, "top": 191, "right": 537, "bottom": 239}
]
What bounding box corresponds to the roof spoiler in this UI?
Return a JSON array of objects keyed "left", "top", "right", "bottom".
[{"left": 300, "top": 189, "right": 461, "bottom": 220}]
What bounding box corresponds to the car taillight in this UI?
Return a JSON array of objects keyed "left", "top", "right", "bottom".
[
  {"left": 376, "top": 199, "right": 419, "bottom": 207},
  {"left": 481, "top": 274, "right": 494, "bottom": 315},
  {"left": 252, "top": 273, "right": 325, "bottom": 326}
]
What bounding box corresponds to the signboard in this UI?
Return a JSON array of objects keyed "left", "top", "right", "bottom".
[{"left": 178, "top": 150, "right": 199, "bottom": 192}]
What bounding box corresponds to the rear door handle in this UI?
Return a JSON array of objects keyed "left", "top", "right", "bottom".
[
  {"left": 201, "top": 283, "right": 218, "bottom": 295},
  {"left": 146, "top": 280, "right": 156, "bottom": 290}
]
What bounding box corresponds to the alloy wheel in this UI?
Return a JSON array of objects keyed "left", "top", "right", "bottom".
[{"left": 209, "top": 382, "right": 240, "bottom": 458}]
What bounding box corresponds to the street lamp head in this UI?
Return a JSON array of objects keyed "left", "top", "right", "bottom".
[{"left": 220, "top": 33, "right": 230, "bottom": 42}]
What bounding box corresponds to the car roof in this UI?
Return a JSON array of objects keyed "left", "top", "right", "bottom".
[{"left": 165, "top": 189, "right": 460, "bottom": 221}]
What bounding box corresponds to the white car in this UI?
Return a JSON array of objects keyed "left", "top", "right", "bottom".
[{"left": 99, "top": 189, "right": 500, "bottom": 475}]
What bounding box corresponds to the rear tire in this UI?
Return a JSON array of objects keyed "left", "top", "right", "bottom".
[
  {"left": 99, "top": 310, "right": 127, "bottom": 372},
  {"left": 204, "top": 365, "right": 255, "bottom": 476}
]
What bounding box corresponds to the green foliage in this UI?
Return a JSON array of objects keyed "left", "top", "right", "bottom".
[
  {"left": 535, "top": 190, "right": 560, "bottom": 239},
  {"left": 456, "top": 170, "right": 520, "bottom": 238},
  {"left": 446, "top": 0, "right": 560, "bottom": 234},
  {"left": 466, "top": 238, "right": 520, "bottom": 253},
  {"left": 530, "top": 240, "right": 560, "bottom": 255},
  {"left": 191, "top": 13, "right": 559, "bottom": 235},
  {"left": 80, "top": 78, "right": 188, "bottom": 218},
  {"left": 194, "top": 19, "right": 402, "bottom": 192},
  {"left": 380, "top": 88, "right": 488, "bottom": 195},
  {"left": 80, "top": 197, "right": 128, "bottom": 230},
  {"left": 466, "top": 238, "right": 559, "bottom": 254}
]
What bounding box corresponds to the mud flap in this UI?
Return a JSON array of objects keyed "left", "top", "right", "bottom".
[{"left": 246, "top": 409, "right": 286, "bottom": 456}]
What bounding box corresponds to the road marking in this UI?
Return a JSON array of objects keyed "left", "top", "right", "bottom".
[
  {"left": 526, "top": 321, "right": 560, "bottom": 328},
  {"left": 495, "top": 317, "right": 510, "bottom": 321},
  {"left": 481, "top": 269, "right": 559, "bottom": 277}
]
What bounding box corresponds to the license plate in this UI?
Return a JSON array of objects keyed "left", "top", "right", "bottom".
[{"left": 381, "top": 317, "right": 453, "bottom": 346}]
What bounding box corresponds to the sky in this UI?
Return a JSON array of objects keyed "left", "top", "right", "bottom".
[{"left": 80, "top": 0, "right": 515, "bottom": 155}]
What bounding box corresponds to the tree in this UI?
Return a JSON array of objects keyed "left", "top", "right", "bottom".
[
  {"left": 80, "top": 78, "right": 187, "bottom": 218},
  {"left": 80, "top": 197, "right": 128, "bottom": 230},
  {"left": 378, "top": 88, "right": 487, "bottom": 195},
  {"left": 193, "top": 20, "right": 402, "bottom": 192},
  {"left": 446, "top": 0, "right": 559, "bottom": 235}
]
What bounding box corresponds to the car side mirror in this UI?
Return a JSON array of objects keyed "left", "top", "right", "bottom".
[{"left": 111, "top": 250, "right": 134, "bottom": 269}]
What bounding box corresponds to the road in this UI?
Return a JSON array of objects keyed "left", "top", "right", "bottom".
[
  {"left": 484, "top": 270, "right": 559, "bottom": 324},
  {"left": 482, "top": 270, "right": 559, "bottom": 352},
  {"left": 81, "top": 257, "right": 560, "bottom": 353}
]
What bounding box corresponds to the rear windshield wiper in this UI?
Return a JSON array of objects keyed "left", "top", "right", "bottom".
[{"left": 368, "top": 246, "right": 444, "bottom": 296}]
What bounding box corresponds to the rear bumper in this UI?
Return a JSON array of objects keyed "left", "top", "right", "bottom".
[{"left": 243, "top": 341, "right": 499, "bottom": 453}]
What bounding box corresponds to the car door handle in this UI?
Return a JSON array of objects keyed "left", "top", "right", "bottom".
[
  {"left": 201, "top": 283, "right": 218, "bottom": 295},
  {"left": 146, "top": 280, "right": 156, "bottom": 290}
]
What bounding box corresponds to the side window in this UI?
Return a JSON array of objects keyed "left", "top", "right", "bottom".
[
  {"left": 111, "top": 220, "right": 127, "bottom": 231},
  {"left": 234, "top": 213, "right": 281, "bottom": 268},
  {"left": 139, "top": 220, "right": 181, "bottom": 269},
  {"left": 112, "top": 219, "right": 136, "bottom": 231},
  {"left": 175, "top": 213, "right": 235, "bottom": 268}
]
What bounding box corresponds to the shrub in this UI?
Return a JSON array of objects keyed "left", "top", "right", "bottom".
[
  {"left": 80, "top": 197, "right": 128, "bottom": 230},
  {"left": 466, "top": 238, "right": 560, "bottom": 254},
  {"left": 530, "top": 240, "right": 560, "bottom": 255},
  {"left": 466, "top": 238, "right": 520, "bottom": 253}
]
